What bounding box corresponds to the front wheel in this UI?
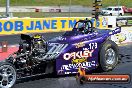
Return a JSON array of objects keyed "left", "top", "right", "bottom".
[
  {"left": 0, "top": 62, "right": 16, "bottom": 88},
  {"left": 99, "top": 40, "right": 119, "bottom": 72}
]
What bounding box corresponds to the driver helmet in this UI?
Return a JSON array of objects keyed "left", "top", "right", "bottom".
[
  {"left": 33, "top": 34, "right": 46, "bottom": 50},
  {"left": 33, "top": 34, "right": 42, "bottom": 39},
  {"left": 33, "top": 34, "right": 43, "bottom": 45}
]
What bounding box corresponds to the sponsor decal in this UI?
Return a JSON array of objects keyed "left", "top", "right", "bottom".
[
  {"left": 117, "top": 20, "right": 127, "bottom": 26},
  {"left": 115, "top": 34, "right": 126, "bottom": 43},
  {"left": 63, "top": 49, "right": 94, "bottom": 60},
  {"left": 111, "top": 31, "right": 132, "bottom": 43},
  {"left": 60, "top": 61, "right": 96, "bottom": 71},
  {"left": 102, "top": 17, "right": 107, "bottom": 27},
  {"left": 73, "top": 42, "right": 85, "bottom": 48},
  {"left": 72, "top": 58, "right": 87, "bottom": 64},
  {"left": 88, "top": 42, "right": 98, "bottom": 50},
  {"left": 127, "top": 32, "right": 132, "bottom": 41},
  {"left": 96, "top": 19, "right": 100, "bottom": 27},
  {"left": 43, "top": 43, "right": 68, "bottom": 59},
  {"left": 116, "top": 18, "right": 132, "bottom": 26}
]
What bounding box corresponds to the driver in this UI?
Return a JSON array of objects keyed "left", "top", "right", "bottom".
[
  {"left": 78, "top": 22, "right": 85, "bottom": 33},
  {"left": 77, "top": 21, "right": 93, "bottom": 34},
  {"left": 33, "top": 34, "right": 44, "bottom": 49},
  {"left": 33, "top": 34, "right": 47, "bottom": 53},
  {"left": 78, "top": 22, "right": 88, "bottom": 34}
]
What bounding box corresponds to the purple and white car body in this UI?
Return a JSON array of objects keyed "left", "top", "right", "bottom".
[{"left": 48, "top": 26, "right": 121, "bottom": 75}]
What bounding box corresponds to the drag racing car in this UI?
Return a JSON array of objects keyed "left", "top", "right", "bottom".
[{"left": 0, "top": 19, "right": 121, "bottom": 88}]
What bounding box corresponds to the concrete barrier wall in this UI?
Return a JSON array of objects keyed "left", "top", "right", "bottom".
[{"left": 0, "top": 6, "right": 92, "bottom": 13}]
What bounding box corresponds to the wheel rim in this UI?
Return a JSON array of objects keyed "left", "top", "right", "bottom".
[
  {"left": 105, "top": 48, "right": 116, "bottom": 65},
  {"left": 0, "top": 65, "right": 16, "bottom": 88}
]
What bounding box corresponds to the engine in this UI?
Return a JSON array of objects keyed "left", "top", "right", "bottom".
[
  {"left": 18, "top": 34, "right": 47, "bottom": 54},
  {"left": 7, "top": 34, "right": 48, "bottom": 77}
]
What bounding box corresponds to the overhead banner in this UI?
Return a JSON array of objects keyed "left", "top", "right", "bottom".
[{"left": 0, "top": 17, "right": 108, "bottom": 35}]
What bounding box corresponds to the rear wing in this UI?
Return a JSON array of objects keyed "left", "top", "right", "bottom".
[{"left": 108, "top": 27, "right": 121, "bottom": 36}]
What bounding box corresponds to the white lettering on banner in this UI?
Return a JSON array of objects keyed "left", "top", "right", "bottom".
[
  {"left": 63, "top": 50, "right": 94, "bottom": 60},
  {"left": 60, "top": 61, "right": 96, "bottom": 71}
]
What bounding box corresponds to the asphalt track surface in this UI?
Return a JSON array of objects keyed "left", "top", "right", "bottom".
[{"left": 0, "top": 32, "right": 132, "bottom": 88}]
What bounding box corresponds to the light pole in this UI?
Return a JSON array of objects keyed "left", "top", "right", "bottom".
[
  {"left": 117, "top": 0, "right": 120, "bottom": 17},
  {"left": 69, "top": 0, "right": 71, "bottom": 17},
  {"left": 6, "top": 0, "right": 10, "bottom": 17}
]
